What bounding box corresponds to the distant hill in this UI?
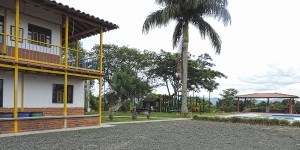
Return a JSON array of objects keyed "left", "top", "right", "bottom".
[{"left": 204, "top": 97, "right": 220, "bottom": 106}]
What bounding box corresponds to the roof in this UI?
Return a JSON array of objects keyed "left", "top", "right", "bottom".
[
  {"left": 25, "top": 0, "right": 119, "bottom": 41},
  {"left": 235, "top": 93, "right": 299, "bottom": 99}
]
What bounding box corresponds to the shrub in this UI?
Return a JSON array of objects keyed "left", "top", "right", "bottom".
[
  {"left": 278, "top": 119, "right": 290, "bottom": 126},
  {"left": 230, "top": 117, "right": 242, "bottom": 123},
  {"left": 291, "top": 121, "right": 300, "bottom": 127},
  {"left": 193, "top": 115, "right": 200, "bottom": 120},
  {"left": 267, "top": 119, "right": 280, "bottom": 125}
]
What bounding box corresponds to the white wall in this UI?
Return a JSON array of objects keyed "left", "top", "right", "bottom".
[
  {"left": 0, "top": 71, "right": 84, "bottom": 108},
  {"left": 1, "top": 1, "right": 62, "bottom": 54}
]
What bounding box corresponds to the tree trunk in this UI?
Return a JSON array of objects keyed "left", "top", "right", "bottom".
[
  {"left": 165, "top": 80, "right": 171, "bottom": 97},
  {"left": 181, "top": 42, "right": 189, "bottom": 114},
  {"left": 181, "top": 23, "right": 189, "bottom": 115},
  {"left": 110, "top": 98, "right": 127, "bottom": 111}
]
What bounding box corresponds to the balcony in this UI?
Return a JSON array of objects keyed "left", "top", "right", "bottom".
[{"left": 0, "top": 33, "right": 101, "bottom": 78}]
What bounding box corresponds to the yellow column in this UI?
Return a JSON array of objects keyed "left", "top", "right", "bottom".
[
  {"left": 3, "top": 9, "right": 7, "bottom": 54},
  {"left": 63, "top": 16, "right": 69, "bottom": 128},
  {"left": 59, "top": 26, "right": 62, "bottom": 65},
  {"left": 13, "top": 0, "right": 20, "bottom": 133},
  {"left": 64, "top": 74, "right": 68, "bottom": 116},
  {"left": 99, "top": 28, "right": 103, "bottom": 124},
  {"left": 15, "top": 0, "right": 19, "bottom": 61},
  {"left": 75, "top": 39, "right": 79, "bottom": 68},
  {"left": 64, "top": 16, "right": 69, "bottom": 68},
  {"left": 21, "top": 73, "right": 24, "bottom": 112}
]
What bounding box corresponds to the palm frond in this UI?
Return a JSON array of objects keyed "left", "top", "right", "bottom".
[
  {"left": 172, "top": 20, "right": 184, "bottom": 48},
  {"left": 192, "top": 18, "right": 222, "bottom": 54},
  {"left": 142, "top": 4, "right": 180, "bottom": 34},
  {"left": 197, "top": 0, "right": 232, "bottom": 26}
]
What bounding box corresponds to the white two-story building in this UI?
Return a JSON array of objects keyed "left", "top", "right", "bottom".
[{"left": 0, "top": 0, "right": 118, "bottom": 134}]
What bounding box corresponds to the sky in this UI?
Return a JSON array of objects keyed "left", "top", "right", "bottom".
[{"left": 56, "top": 0, "right": 300, "bottom": 98}]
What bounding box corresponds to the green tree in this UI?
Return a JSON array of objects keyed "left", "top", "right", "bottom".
[
  {"left": 109, "top": 68, "right": 152, "bottom": 111},
  {"left": 217, "top": 88, "right": 238, "bottom": 112},
  {"left": 147, "top": 50, "right": 180, "bottom": 96},
  {"left": 143, "top": 0, "right": 231, "bottom": 114},
  {"left": 91, "top": 44, "right": 154, "bottom": 110}
]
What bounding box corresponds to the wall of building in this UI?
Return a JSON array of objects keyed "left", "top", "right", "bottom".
[
  {"left": 0, "top": 1, "right": 62, "bottom": 54},
  {"left": 0, "top": 115, "right": 100, "bottom": 134},
  {"left": 0, "top": 71, "right": 85, "bottom": 108}
]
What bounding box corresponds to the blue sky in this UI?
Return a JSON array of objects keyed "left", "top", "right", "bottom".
[{"left": 57, "top": 0, "right": 300, "bottom": 98}]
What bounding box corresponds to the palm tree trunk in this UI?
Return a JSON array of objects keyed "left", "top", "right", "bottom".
[{"left": 181, "top": 23, "right": 189, "bottom": 115}]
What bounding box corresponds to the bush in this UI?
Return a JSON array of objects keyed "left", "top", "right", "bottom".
[
  {"left": 230, "top": 117, "right": 242, "bottom": 123},
  {"left": 291, "top": 121, "right": 300, "bottom": 127},
  {"left": 267, "top": 119, "right": 280, "bottom": 125},
  {"left": 278, "top": 119, "right": 290, "bottom": 126}
]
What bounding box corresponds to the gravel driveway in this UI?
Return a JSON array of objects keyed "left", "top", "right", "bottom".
[{"left": 1, "top": 120, "right": 300, "bottom": 150}]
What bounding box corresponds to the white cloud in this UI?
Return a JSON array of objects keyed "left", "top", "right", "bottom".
[{"left": 57, "top": 0, "right": 300, "bottom": 98}]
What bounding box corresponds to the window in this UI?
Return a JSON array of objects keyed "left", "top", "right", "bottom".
[
  {"left": 28, "top": 24, "right": 51, "bottom": 47},
  {"left": 0, "top": 79, "right": 3, "bottom": 108},
  {"left": 52, "top": 84, "right": 73, "bottom": 103},
  {"left": 0, "top": 16, "right": 4, "bottom": 44}
]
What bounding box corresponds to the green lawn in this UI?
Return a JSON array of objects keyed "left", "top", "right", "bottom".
[
  {"left": 86, "top": 111, "right": 185, "bottom": 118},
  {"left": 101, "top": 116, "right": 161, "bottom": 123}
]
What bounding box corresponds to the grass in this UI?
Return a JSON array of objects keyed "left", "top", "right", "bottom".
[
  {"left": 101, "top": 116, "right": 161, "bottom": 123},
  {"left": 86, "top": 111, "right": 186, "bottom": 118}
]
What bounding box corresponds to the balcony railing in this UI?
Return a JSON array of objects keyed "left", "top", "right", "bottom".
[{"left": 0, "top": 33, "right": 100, "bottom": 73}]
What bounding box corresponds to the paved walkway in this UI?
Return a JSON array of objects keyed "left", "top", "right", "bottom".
[{"left": 0, "top": 117, "right": 191, "bottom": 138}]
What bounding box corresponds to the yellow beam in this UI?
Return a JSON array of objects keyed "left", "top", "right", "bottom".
[
  {"left": 75, "top": 39, "right": 79, "bottom": 68},
  {"left": 3, "top": 8, "right": 7, "bottom": 54},
  {"left": 15, "top": 0, "right": 20, "bottom": 61},
  {"left": 21, "top": 73, "right": 24, "bottom": 112},
  {"left": 14, "top": 65, "right": 19, "bottom": 133},
  {"left": 64, "top": 16, "right": 69, "bottom": 68},
  {"left": 99, "top": 28, "right": 103, "bottom": 124}
]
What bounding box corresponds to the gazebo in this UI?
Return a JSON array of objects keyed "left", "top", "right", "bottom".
[{"left": 235, "top": 93, "right": 299, "bottom": 114}]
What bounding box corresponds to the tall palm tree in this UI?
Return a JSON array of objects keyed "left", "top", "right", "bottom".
[{"left": 143, "top": 0, "right": 231, "bottom": 114}]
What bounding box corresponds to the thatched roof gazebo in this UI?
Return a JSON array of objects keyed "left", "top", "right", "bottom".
[{"left": 235, "top": 93, "right": 299, "bottom": 114}]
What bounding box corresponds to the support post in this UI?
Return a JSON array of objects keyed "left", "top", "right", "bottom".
[
  {"left": 64, "top": 16, "right": 69, "bottom": 68},
  {"left": 237, "top": 98, "right": 240, "bottom": 112},
  {"left": 14, "top": 66, "right": 19, "bottom": 133},
  {"left": 15, "top": 0, "right": 20, "bottom": 61},
  {"left": 289, "top": 98, "right": 293, "bottom": 114},
  {"left": 266, "top": 98, "right": 270, "bottom": 113},
  {"left": 75, "top": 39, "right": 79, "bottom": 68},
  {"left": 13, "top": 0, "right": 20, "bottom": 134},
  {"left": 99, "top": 28, "right": 103, "bottom": 124},
  {"left": 63, "top": 73, "right": 68, "bottom": 128},
  {"left": 59, "top": 26, "right": 62, "bottom": 65},
  {"left": 63, "top": 16, "right": 69, "bottom": 128},
  {"left": 3, "top": 8, "right": 7, "bottom": 54},
  {"left": 21, "top": 73, "right": 24, "bottom": 112}
]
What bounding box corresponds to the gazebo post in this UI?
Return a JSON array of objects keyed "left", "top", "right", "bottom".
[
  {"left": 266, "top": 98, "right": 270, "bottom": 113},
  {"left": 289, "top": 98, "right": 293, "bottom": 114},
  {"left": 237, "top": 98, "right": 240, "bottom": 112}
]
